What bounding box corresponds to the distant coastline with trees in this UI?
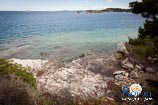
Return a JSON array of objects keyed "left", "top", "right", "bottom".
[{"left": 77, "top": 8, "right": 131, "bottom": 13}]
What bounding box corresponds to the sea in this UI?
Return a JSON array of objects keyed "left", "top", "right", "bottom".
[{"left": 0, "top": 11, "right": 144, "bottom": 60}]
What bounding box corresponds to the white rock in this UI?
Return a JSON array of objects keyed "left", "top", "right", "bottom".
[
  {"left": 10, "top": 58, "right": 48, "bottom": 70},
  {"left": 117, "top": 42, "right": 128, "bottom": 54},
  {"left": 125, "top": 72, "right": 129, "bottom": 77},
  {"left": 113, "top": 70, "right": 129, "bottom": 81},
  {"left": 122, "top": 63, "right": 134, "bottom": 70},
  {"left": 113, "top": 71, "right": 126, "bottom": 75},
  {"left": 115, "top": 75, "right": 127, "bottom": 81},
  {"left": 130, "top": 71, "right": 139, "bottom": 78},
  {"left": 121, "top": 58, "right": 134, "bottom": 69},
  {"left": 135, "top": 65, "right": 142, "bottom": 70}
]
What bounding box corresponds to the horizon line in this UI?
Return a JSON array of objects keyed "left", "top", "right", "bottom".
[{"left": 0, "top": 7, "right": 130, "bottom": 12}]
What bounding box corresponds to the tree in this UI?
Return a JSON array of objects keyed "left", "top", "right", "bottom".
[{"left": 129, "top": 0, "right": 158, "bottom": 38}]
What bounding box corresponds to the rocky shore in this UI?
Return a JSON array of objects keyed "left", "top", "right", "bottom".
[{"left": 10, "top": 42, "right": 158, "bottom": 103}]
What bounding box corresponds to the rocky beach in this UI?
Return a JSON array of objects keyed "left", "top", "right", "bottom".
[{"left": 9, "top": 42, "right": 158, "bottom": 104}]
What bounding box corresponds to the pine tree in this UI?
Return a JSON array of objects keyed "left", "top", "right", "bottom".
[{"left": 129, "top": 0, "right": 158, "bottom": 39}]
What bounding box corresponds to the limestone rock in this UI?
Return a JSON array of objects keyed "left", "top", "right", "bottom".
[
  {"left": 130, "top": 70, "right": 139, "bottom": 79},
  {"left": 9, "top": 54, "right": 133, "bottom": 99},
  {"left": 36, "top": 56, "right": 116, "bottom": 98},
  {"left": 10, "top": 58, "right": 48, "bottom": 70},
  {"left": 113, "top": 70, "right": 126, "bottom": 75},
  {"left": 113, "top": 70, "right": 129, "bottom": 81},
  {"left": 114, "top": 75, "right": 126, "bottom": 81},
  {"left": 135, "top": 64, "right": 142, "bottom": 70},
  {"left": 121, "top": 58, "right": 134, "bottom": 70},
  {"left": 117, "top": 42, "right": 128, "bottom": 55}
]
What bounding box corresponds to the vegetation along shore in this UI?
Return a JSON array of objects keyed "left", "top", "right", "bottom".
[{"left": 77, "top": 8, "right": 131, "bottom": 14}]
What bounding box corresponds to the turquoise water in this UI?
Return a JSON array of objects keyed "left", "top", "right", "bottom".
[{"left": 0, "top": 11, "right": 144, "bottom": 60}]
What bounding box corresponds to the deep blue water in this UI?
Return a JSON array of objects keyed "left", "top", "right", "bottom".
[{"left": 0, "top": 11, "right": 144, "bottom": 60}]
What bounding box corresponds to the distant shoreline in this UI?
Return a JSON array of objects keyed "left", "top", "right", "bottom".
[
  {"left": 0, "top": 8, "right": 131, "bottom": 13},
  {"left": 77, "top": 8, "right": 131, "bottom": 14}
]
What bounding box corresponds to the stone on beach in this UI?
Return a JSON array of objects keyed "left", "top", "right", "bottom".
[
  {"left": 113, "top": 70, "right": 129, "bottom": 81},
  {"left": 121, "top": 58, "right": 134, "bottom": 70},
  {"left": 10, "top": 58, "right": 48, "bottom": 70},
  {"left": 10, "top": 58, "right": 48, "bottom": 76},
  {"left": 117, "top": 42, "right": 129, "bottom": 55},
  {"left": 130, "top": 70, "right": 139, "bottom": 79}
]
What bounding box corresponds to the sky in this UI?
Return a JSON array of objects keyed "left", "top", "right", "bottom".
[{"left": 0, "top": 0, "right": 139, "bottom": 11}]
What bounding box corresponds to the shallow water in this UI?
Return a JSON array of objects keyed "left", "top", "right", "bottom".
[{"left": 0, "top": 11, "right": 144, "bottom": 60}]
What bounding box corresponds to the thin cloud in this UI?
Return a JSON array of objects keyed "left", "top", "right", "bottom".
[{"left": 107, "top": 0, "right": 112, "bottom": 2}]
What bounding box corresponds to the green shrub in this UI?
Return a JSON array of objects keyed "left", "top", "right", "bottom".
[
  {"left": 128, "top": 38, "right": 145, "bottom": 45},
  {"left": 134, "top": 45, "right": 154, "bottom": 57},
  {"left": 126, "top": 44, "right": 154, "bottom": 60},
  {"left": 128, "top": 36, "right": 153, "bottom": 46},
  {"left": 127, "top": 36, "right": 158, "bottom": 60},
  {"left": 0, "top": 58, "right": 36, "bottom": 88},
  {"left": 79, "top": 53, "right": 85, "bottom": 58}
]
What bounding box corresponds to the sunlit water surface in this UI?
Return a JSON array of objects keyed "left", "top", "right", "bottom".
[{"left": 0, "top": 11, "right": 144, "bottom": 60}]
